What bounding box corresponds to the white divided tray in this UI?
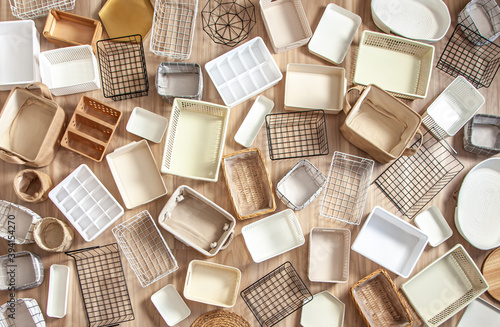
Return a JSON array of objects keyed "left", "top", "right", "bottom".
[
  {"left": 309, "top": 228, "right": 350, "bottom": 283},
  {"left": 126, "top": 107, "right": 168, "bottom": 143},
  {"left": 151, "top": 284, "right": 191, "bottom": 327},
  {"left": 308, "top": 3, "right": 361, "bottom": 65},
  {"left": 47, "top": 264, "right": 69, "bottom": 319},
  {"left": 457, "top": 298, "right": 500, "bottom": 327},
  {"left": 242, "top": 209, "right": 305, "bottom": 263},
  {"left": 234, "top": 95, "right": 274, "bottom": 148},
  {"left": 205, "top": 37, "right": 282, "bottom": 107},
  {"left": 300, "top": 291, "right": 345, "bottom": 327},
  {"left": 415, "top": 205, "right": 452, "bottom": 247},
  {"left": 49, "top": 164, "right": 124, "bottom": 242},
  {"left": 352, "top": 206, "right": 428, "bottom": 278}
]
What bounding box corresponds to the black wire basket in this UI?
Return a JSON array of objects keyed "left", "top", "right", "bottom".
[
  {"left": 96, "top": 34, "right": 149, "bottom": 101},
  {"left": 240, "top": 261, "right": 312, "bottom": 327},
  {"left": 265, "top": 110, "right": 329, "bottom": 160},
  {"left": 65, "top": 243, "right": 135, "bottom": 327},
  {"left": 0, "top": 298, "right": 45, "bottom": 326}
]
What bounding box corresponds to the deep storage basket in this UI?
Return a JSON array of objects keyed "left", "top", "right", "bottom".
[
  {"left": 9, "top": 0, "right": 75, "bottom": 19},
  {"left": 0, "top": 200, "right": 41, "bottom": 245},
  {"left": 463, "top": 114, "right": 500, "bottom": 155}
]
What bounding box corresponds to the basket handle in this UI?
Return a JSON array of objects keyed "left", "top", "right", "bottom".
[
  {"left": 343, "top": 85, "right": 365, "bottom": 115},
  {"left": 402, "top": 129, "right": 423, "bottom": 156},
  {"left": 220, "top": 230, "right": 234, "bottom": 251},
  {"left": 0, "top": 149, "right": 27, "bottom": 165},
  {"left": 25, "top": 83, "right": 53, "bottom": 101}
]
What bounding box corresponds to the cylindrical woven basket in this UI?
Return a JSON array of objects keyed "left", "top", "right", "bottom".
[
  {"left": 191, "top": 310, "right": 251, "bottom": 327},
  {"left": 34, "top": 217, "right": 74, "bottom": 252},
  {"left": 13, "top": 169, "right": 52, "bottom": 203}
]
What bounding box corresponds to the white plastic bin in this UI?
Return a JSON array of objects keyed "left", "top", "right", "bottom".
[{"left": 47, "top": 264, "right": 69, "bottom": 318}]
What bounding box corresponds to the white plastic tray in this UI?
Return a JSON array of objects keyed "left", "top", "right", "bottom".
[
  {"left": 309, "top": 228, "right": 350, "bottom": 283},
  {"left": 300, "top": 291, "right": 345, "bottom": 327},
  {"left": 234, "top": 95, "right": 274, "bottom": 147},
  {"left": 151, "top": 284, "right": 191, "bottom": 327},
  {"left": 352, "top": 206, "right": 428, "bottom": 278},
  {"left": 107, "top": 140, "right": 167, "bottom": 209},
  {"left": 308, "top": 3, "right": 361, "bottom": 64},
  {"left": 205, "top": 37, "right": 282, "bottom": 107},
  {"left": 49, "top": 164, "right": 124, "bottom": 242},
  {"left": 457, "top": 298, "right": 500, "bottom": 327},
  {"left": 47, "top": 264, "right": 69, "bottom": 319},
  {"left": 126, "top": 107, "right": 168, "bottom": 143},
  {"left": 242, "top": 209, "right": 305, "bottom": 263},
  {"left": 415, "top": 205, "right": 452, "bottom": 247}
]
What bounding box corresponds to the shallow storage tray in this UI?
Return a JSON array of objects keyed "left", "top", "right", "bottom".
[
  {"left": 234, "top": 95, "right": 274, "bottom": 148},
  {"left": 49, "top": 164, "right": 124, "bottom": 242},
  {"left": 402, "top": 244, "right": 489, "bottom": 327},
  {"left": 46, "top": 264, "right": 69, "bottom": 318},
  {"left": 98, "top": 0, "right": 154, "bottom": 39},
  {"left": 0, "top": 251, "right": 43, "bottom": 291},
  {"left": 184, "top": 260, "right": 241, "bottom": 308},
  {"left": 309, "top": 228, "right": 350, "bottom": 283},
  {"left": 156, "top": 62, "right": 202, "bottom": 102},
  {"left": 158, "top": 185, "right": 236, "bottom": 257},
  {"left": 161, "top": 99, "right": 229, "bottom": 182},
  {"left": 463, "top": 114, "right": 500, "bottom": 156},
  {"left": 126, "top": 107, "right": 168, "bottom": 143},
  {"left": 300, "top": 291, "right": 345, "bottom": 327},
  {"left": 353, "top": 30, "right": 434, "bottom": 100},
  {"left": 414, "top": 205, "right": 452, "bottom": 247},
  {"left": 222, "top": 148, "right": 275, "bottom": 220},
  {"left": 242, "top": 209, "right": 304, "bottom": 263},
  {"left": 308, "top": 3, "right": 361, "bottom": 65},
  {"left": 151, "top": 284, "right": 191, "bottom": 327},
  {"left": 457, "top": 298, "right": 500, "bottom": 326},
  {"left": 205, "top": 37, "right": 282, "bottom": 107}
]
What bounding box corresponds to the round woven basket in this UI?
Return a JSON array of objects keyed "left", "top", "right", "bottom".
[
  {"left": 191, "top": 310, "right": 251, "bottom": 327},
  {"left": 34, "top": 217, "right": 74, "bottom": 252},
  {"left": 13, "top": 169, "right": 52, "bottom": 203}
]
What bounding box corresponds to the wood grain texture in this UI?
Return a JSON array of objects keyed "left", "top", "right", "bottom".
[{"left": 1, "top": 0, "right": 499, "bottom": 326}]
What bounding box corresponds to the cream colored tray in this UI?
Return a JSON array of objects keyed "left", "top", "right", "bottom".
[
  {"left": 46, "top": 264, "right": 69, "bottom": 318},
  {"left": 126, "top": 107, "right": 168, "bottom": 143},
  {"left": 300, "top": 291, "right": 345, "bottom": 327},
  {"left": 234, "top": 95, "right": 274, "bottom": 148},
  {"left": 309, "top": 228, "right": 350, "bottom": 283},
  {"left": 151, "top": 284, "right": 191, "bottom": 326},
  {"left": 457, "top": 298, "right": 500, "bottom": 326}
]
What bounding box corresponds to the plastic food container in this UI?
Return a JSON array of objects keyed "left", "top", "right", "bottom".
[
  {"left": 47, "top": 264, "right": 70, "bottom": 318},
  {"left": 234, "top": 95, "right": 274, "bottom": 148},
  {"left": 300, "top": 291, "right": 345, "bottom": 327},
  {"left": 156, "top": 62, "right": 203, "bottom": 102},
  {"left": 126, "top": 107, "right": 168, "bottom": 143},
  {"left": 414, "top": 205, "right": 452, "bottom": 247},
  {"left": 151, "top": 285, "right": 191, "bottom": 327},
  {"left": 309, "top": 228, "right": 350, "bottom": 283}
]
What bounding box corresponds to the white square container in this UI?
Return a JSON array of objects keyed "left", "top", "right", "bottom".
[
  {"left": 457, "top": 298, "right": 500, "bottom": 327},
  {"left": 242, "top": 209, "right": 305, "bottom": 263},
  {"left": 300, "top": 291, "right": 345, "bottom": 327},
  {"left": 107, "top": 140, "right": 167, "bottom": 209},
  {"left": 234, "top": 95, "right": 274, "bottom": 147},
  {"left": 205, "top": 37, "right": 282, "bottom": 107},
  {"left": 309, "top": 228, "right": 350, "bottom": 283},
  {"left": 352, "top": 206, "right": 429, "bottom": 278},
  {"left": 151, "top": 284, "right": 191, "bottom": 327},
  {"left": 0, "top": 21, "right": 40, "bottom": 91},
  {"left": 184, "top": 260, "right": 241, "bottom": 308},
  {"left": 126, "top": 107, "right": 168, "bottom": 143},
  {"left": 49, "top": 164, "right": 124, "bottom": 242},
  {"left": 308, "top": 4, "right": 361, "bottom": 65},
  {"left": 414, "top": 205, "right": 453, "bottom": 247},
  {"left": 285, "top": 64, "right": 346, "bottom": 114},
  {"left": 47, "top": 264, "right": 69, "bottom": 318}
]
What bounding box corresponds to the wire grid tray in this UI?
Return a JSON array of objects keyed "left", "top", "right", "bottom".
[
  {"left": 9, "top": 0, "right": 75, "bottom": 19},
  {"left": 96, "top": 34, "right": 149, "bottom": 101},
  {"left": 112, "top": 210, "right": 178, "bottom": 288},
  {"left": 65, "top": 244, "right": 134, "bottom": 327},
  {"left": 436, "top": 24, "right": 500, "bottom": 89},
  {"left": 150, "top": 0, "right": 198, "bottom": 60},
  {"left": 0, "top": 251, "right": 44, "bottom": 291},
  {"left": 0, "top": 298, "right": 46, "bottom": 327},
  {"left": 320, "top": 152, "right": 374, "bottom": 225},
  {"left": 463, "top": 114, "right": 500, "bottom": 156},
  {"left": 265, "top": 110, "right": 328, "bottom": 160},
  {"left": 240, "top": 261, "right": 312, "bottom": 327},
  {"left": 374, "top": 129, "right": 464, "bottom": 218},
  {"left": 458, "top": 0, "right": 500, "bottom": 43}
]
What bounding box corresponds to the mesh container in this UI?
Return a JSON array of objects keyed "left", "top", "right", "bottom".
[
  {"left": 96, "top": 34, "right": 149, "bottom": 101},
  {"left": 436, "top": 24, "right": 500, "bottom": 89},
  {"left": 9, "top": 0, "right": 75, "bottom": 19},
  {"left": 112, "top": 210, "right": 178, "bottom": 288},
  {"left": 0, "top": 200, "right": 41, "bottom": 245},
  {"left": 458, "top": 0, "right": 500, "bottom": 43},
  {"left": 463, "top": 114, "right": 500, "bottom": 155},
  {"left": 320, "top": 152, "right": 374, "bottom": 225},
  {"left": 150, "top": 0, "right": 198, "bottom": 60},
  {"left": 240, "top": 261, "right": 312, "bottom": 327},
  {"left": 0, "top": 251, "right": 43, "bottom": 291},
  {"left": 65, "top": 244, "right": 135, "bottom": 327},
  {"left": 265, "top": 110, "right": 328, "bottom": 160},
  {"left": 0, "top": 298, "right": 45, "bottom": 327},
  {"left": 374, "top": 129, "right": 464, "bottom": 218}
]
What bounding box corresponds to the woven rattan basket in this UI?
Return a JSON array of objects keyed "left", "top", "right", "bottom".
[{"left": 191, "top": 310, "right": 251, "bottom": 327}]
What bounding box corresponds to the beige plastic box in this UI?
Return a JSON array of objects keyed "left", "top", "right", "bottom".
[{"left": 309, "top": 228, "right": 350, "bottom": 283}]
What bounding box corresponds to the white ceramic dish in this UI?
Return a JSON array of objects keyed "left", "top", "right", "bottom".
[
  {"left": 308, "top": 3, "right": 361, "bottom": 64},
  {"left": 309, "top": 228, "right": 350, "bottom": 283},
  {"left": 234, "top": 95, "right": 274, "bottom": 147},
  {"left": 49, "top": 164, "right": 124, "bottom": 242},
  {"left": 351, "top": 206, "right": 428, "bottom": 278},
  {"left": 242, "top": 209, "right": 305, "bottom": 263},
  {"left": 126, "top": 107, "right": 168, "bottom": 143},
  {"left": 151, "top": 284, "right": 191, "bottom": 327},
  {"left": 415, "top": 205, "right": 453, "bottom": 247},
  {"left": 457, "top": 298, "right": 500, "bottom": 327},
  {"left": 47, "top": 264, "right": 69, "bottom": 318},
  {"left": 300, "top": 291, "right": 345, "bottom": 327}
]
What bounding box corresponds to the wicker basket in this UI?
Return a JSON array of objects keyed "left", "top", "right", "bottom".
[
  {"left": 222, "top": 148, "right": 276, "bottom": 220},
  {"left": 191, "top": 310, "right": 251, "bottom": 327},
  {"left": 13, "top": 169, "right": 52, "bottom": 203},
  {"left": 350, "top": 269, "right": 412, "bottom": 327}
]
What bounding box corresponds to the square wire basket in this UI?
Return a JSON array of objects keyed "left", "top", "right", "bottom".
[
  {"left": 265, "top": 110, "right": 329, "bottom": 160},
  {"left": 319, "top": 152, "right": 374, "bottom": 225},
  {"left": 112, "top": 210, "right": 178, "bottom": 288},
  {"left": 240, "top": 261, "right": 312, "bottom": 327},
  {"left": 0, "top": 200, "right": 42, "bottom": 245},
  {"left": 463, "top": 114, "right": 500, "bottom": 156},
  {"left": 458, "top": 0, "right": 500, "bottom": 43},
  {"left": 150, "top": 0, "right": 198, "bottom": 60},
  {"left": 0, "top": 298, "right": 46, "bottom": 327},
  {"left": 9, "top": 0, "right": 75, "bottom": 19}
]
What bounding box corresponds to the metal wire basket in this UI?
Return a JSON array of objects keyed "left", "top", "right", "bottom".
[
  {"left": 9, "top": 0, "right": 75, "bottom": 19},
  {"left": 0, "top": 298, "right": 46, "bottom": 327},
  {"left": 0, "top": 251, "right": 43, "bottom": 291},
  {"left": 463, "top": 114, "right": 500, "bottom": 156},
  {"left": 458, "top": 0, "right": 500, "bottom": 43}
]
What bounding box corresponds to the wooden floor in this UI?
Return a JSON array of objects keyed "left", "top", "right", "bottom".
[{"left": 1, "top": 0, "right": 499, "bottom": 326}]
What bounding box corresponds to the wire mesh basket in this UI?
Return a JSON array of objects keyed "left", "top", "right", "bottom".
[
  {"left": 96, "top": 34, "right": 149, "bottom": 101},
  {"left": 65, "top": 243, "right": 135, "bottom": 327},
  {"left": 112, "top": 210, "right": 178, "bottom": 288},
  {"left": 9, "top": 0, "right": 75, "bottom": 19},
  {"left": 0, "top": 200, "right": 41, "bottom": 244},
  {"left": 320, "top": 152, "right": 374, "bottom": 225},
  {"left": 463, "top": 114, "right": 500, "bottom": 156},
  {"left": 0, "top": 298, "right": 46, "bottom": 327},
  {"left": 374, "top": 129, "right": 464, "bottom": 218},
  {"left": 436, "top": 24, "right": 500, "bottom": 89},
  {"left": 458, "top": 0, "right": 500, "bottom": 44},
  {"left": 0, "top": 251, "right": 43, "bottom": 291},
  {"left": 240, "top": 261, "right": 312, "bottom": 327},
  {"left": 265, "top": 110, "right": 328, "bottom": 160},
  {"left": 150, "top": 0, "right": 198, "bottom": 60}
]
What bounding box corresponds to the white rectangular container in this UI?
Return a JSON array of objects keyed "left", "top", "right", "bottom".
[
  {"left": 151, "top": 285, "right": 191, "bottom": 326},
  {"left": 415, "top": 205, "right": 453, "bottom": 247},
  {"left": 309, "top": 228, "right": 350, "bottom": 283},
  {"left": 234, "top": 95, "right": 274, "bottom": 147},
  {"left": 126, "top": 107, "right": 168, "bottom": 143},
  {"left": 457, "top": 298, "right": 500, "bottom": 327},
  {"left": 47, "top": 264, "right": 70, "bottom": 318}
]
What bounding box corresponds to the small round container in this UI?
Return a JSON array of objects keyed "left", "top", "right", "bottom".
[
  {"left": 13, "top": 169, "right": 53, "bottom": 203},
  {"left": 34, "top": 217, "right": 74, "bottom": 252}
]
